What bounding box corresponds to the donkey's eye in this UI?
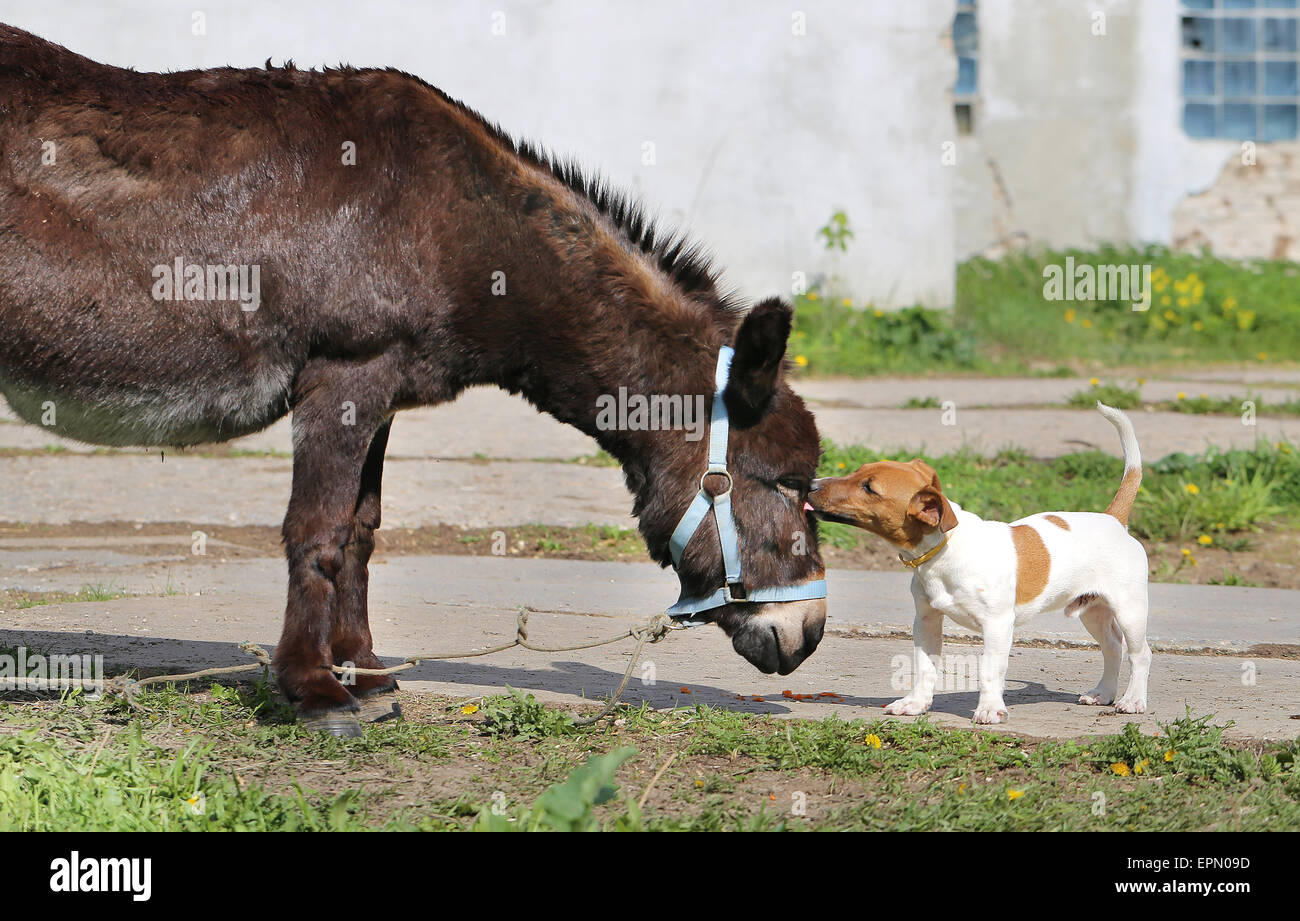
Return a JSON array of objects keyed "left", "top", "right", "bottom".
[{"left": 777, "top": 476, "right": 808, "bottom": 494}]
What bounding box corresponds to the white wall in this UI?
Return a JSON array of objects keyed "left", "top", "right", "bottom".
[{"left": 3, "top": 0, "right": 958, "bottom": 308}]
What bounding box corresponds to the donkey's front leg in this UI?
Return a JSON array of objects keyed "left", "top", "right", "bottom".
[{"left": 274, "top": 362, "right": 397, "bottom": 736}]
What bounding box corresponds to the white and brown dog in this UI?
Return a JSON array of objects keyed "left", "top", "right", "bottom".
[{"left": 808, "top": 402, "right": 1150, "bottom": 724}]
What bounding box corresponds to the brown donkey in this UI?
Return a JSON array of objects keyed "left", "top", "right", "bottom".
[{"left": 0, "top": 25, "right": 827, "bottom": 734}]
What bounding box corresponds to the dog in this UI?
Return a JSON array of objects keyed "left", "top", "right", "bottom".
[{"left": 807, "top": 402, "right": 1150, "bottom": 724}]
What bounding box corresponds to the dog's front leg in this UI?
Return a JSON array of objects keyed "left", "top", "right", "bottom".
[
  {"left": 884, "top": 598, "right": 942, "bottom": 716},
  {"left": 973, "top": 618, "right": 1014, "bottom": 724}
]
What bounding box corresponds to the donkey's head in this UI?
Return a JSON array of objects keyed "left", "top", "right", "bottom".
[{"left": 645, "top": 298, "right": 826, "bottom": 675}]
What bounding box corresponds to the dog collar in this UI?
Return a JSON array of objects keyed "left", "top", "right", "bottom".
[
  {"left": 898, "top": 532, "right": 951, "bottom": 569},
  {"left": 665, "top": 346, "right": 828, "bottom": 624}
]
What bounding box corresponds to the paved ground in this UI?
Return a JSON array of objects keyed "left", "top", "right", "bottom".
[
  {"left": 2, "top": 552, "right": 1296, "bottom": 740},
  {"left": 1, "top": 371, "right": 1297, "bottom": 741}
]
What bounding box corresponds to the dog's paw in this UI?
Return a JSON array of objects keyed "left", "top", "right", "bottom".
[
  {"left": 1114, "top": 698, "right": 1146, "bottom": 714},
  {"left": 883, "top": 696, "right": 929, "bottom": 716},
  {"left": 972, "top": 704, "right": 1008, "bottom": 724},
  {"left": 1078, "top": 690, "right": 1115, "bottom": 706}
]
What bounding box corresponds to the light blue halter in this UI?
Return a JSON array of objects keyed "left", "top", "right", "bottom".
[{"left": 665, "top": 346, "right": 828, "bottom": 623}]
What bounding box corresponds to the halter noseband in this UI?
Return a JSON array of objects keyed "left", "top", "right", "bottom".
[{"left": 665, "top": 346, "right": 828, "bottom": 624}]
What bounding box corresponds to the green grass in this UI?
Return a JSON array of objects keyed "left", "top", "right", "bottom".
[
  {"left": 817, "top": 439, "right": 1299, "bottom": 545},
  {"left": 2, "top": 686, "right": 1295, "bottom": 831},
  {"left": 10, "top": 581, "right": 130, "bottom": 611},
  {"left": 790, "top": 246, "right": 1300, "bottom": 375}
]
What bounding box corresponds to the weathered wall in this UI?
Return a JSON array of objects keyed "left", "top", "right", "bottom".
[
  {"left": 956, "top": 0, "right": 1285, "bottom": 263},
  {"left": 6, "top": 0, "right": 959, "bottom": 307}
]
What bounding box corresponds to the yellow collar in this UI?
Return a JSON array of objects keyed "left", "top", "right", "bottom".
[{"left": 899, "top": 533, "right": 950, "bottom": 569}]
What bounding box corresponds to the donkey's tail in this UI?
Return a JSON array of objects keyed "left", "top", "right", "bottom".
[{"left": 1097, "top": 401, "right": 1142, "bottom": 528}]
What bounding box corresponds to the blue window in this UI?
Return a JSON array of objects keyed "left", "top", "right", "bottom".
[
  {"left": 1182, "top": 0, "right": 1300, "bottom": 140},
  {"left": 953, "top": 0, "right": 978, "bottom": 134}
]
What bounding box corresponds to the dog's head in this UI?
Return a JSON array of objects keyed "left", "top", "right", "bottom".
[{"left": 807, "top": 459, "right": 958, "bottom": 549}]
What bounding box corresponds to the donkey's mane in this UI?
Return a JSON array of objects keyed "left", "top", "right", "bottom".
[{"left": 377, "top": 66, "right": 748, "bottom": 319}]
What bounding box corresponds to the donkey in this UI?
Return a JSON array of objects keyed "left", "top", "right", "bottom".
[{"left": 0, "top": 25, "right": 828, "bottom": 734}]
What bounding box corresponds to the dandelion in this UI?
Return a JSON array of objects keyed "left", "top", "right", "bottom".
[
  {"left": 1064, "top": 308, "right": 1077, "bottom": 323},
  {"left": 1177, "top": 392, "right": 1187, "bottom": 400},
  {"left": 864, "top": 733, "right": 882, "bottom": 749},
  {"left": 873, "top": 309, "right": 884, "bottom": 318},
  {"left": 1134, "top": 758, "right": 1150, "bottom": 775},
  {"left": 1111, "top": 762, "right": 1131, "bottom": 776},
  {"left": 958, "top": 783, "right": 967, "bottom": 794},
  {"left": 1164, "top": 750, "right": 1176, "bottom": 762},
  {"left": 1081, "top": 318, "right": 1093, "bottom": 329},
  {"left": 1222, "top": 295, "right": 1238, "bottom": 310},
  {"left": 460, "top": 704, "right": 479, "bottom": 715},
  {"left": 841, "top": 298, "right": 853, "bottom": 307},
  {"left": 794, "top": 354, "right": 809, "bottom": 367},
  {"left": 1008, "top": 790, "right": 1025, "bottom": 800},
  {"left": 807, "top": 292, "right": 819, "bottom": 301},
  {"left": 837, "top": 461, "right": 847, "bottom": 469},
  {"left": 1257, "top": 351, "right": 1268, "bottom": 361},
  {"left": 1164, "top": 309, "right": 1176, "bottom": 321},
  {"left": 1184, "top": 483, "right": 1199, "bottom": 495},
  {"left": 1198, "top": 534, "right": 1213, "bottom": 546},
  {"left": 695, "top": 779, "right": 704, "bottom": 788},
  {"left": 1089, "top": 377, "right": 1100, "bottom": 387},
  {"left": 1192, "top": 321, "right": 1204, "bottom": 332}
]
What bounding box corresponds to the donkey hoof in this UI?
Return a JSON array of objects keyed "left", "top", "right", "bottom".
[
  {"left": 356, "top": 690, "right": 402, "bottom": 724},
  {"left": 300, "top": 712, "right": 364, "bottom": 738}
]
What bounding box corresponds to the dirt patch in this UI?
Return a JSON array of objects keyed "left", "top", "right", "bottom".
[{"left": 3, "top": 519, "right": 1298, "bottom": 589}]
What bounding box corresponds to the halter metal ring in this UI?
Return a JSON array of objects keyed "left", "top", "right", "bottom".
[{"left": 699, "top": 467, "right": 733, "bottom": 496}]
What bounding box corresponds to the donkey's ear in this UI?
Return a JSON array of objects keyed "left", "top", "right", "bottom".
[{"left": 724, "top": 297, "right": 792, "bottom": 426}]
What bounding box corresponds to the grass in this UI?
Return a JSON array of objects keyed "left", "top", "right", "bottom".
[
  {"left": 790, "top": 246, "right": 1300, "bottom": 375},
  {"left": 1, "top": 685, "right": 1295, "bottom": 831},
  {"left": 8, "top": 581, "right": 130, "bottom": 611},
  {"left": 817, "top": 439, "right": 1299, "bottom": 546},
  {"left": 1067, "top": 381, "right": 1300, "bottom": 416}
]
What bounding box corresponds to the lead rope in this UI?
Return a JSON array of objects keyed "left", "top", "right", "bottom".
[{"left": 34, "top": 609, "right": 674, "bottom": 727}]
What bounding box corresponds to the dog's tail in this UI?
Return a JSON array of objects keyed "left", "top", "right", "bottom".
[{"left": 1097, "top": 401, "right": 1142, "bottom": 528}]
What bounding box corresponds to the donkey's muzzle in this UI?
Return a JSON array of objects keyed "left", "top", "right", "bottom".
[{"left": 730, "top": 598, "right": 827, "bottom": 675}]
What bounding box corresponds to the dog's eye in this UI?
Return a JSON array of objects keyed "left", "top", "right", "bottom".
[{"left": 862, "top": 479, "right": 876, "bottom": 495}]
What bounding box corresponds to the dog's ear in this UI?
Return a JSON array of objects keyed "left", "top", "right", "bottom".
[{"left": 907, "top": 460, "right": 959, "bottom": 532}]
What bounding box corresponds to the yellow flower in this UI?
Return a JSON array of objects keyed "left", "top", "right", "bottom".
[
  {"left": 1008, "top": 790, "right": 1025, "bottom": 800},
  {"left": 841, "top": 298, "right": 853, "bottom": 307},
  {"left": 1192, "top": 321, "right": 1204, "bottom": 332},
  {"left": 1134, "top": 758, "right": 1150, "bottom": 775},
  {"left": 794, "top": 354, "right": 809, "bottom": 367},
  {"left": 836, "top": 461, "right": 846, "bottom": 469},
  {"left": 1177, "top": 296, "right": 1190, "bottom": 308},
  {"left": 1163, "top": 309, "right": 1176, "bottom": 321},
  {"left": 1176, "top": 391, "right": 1186, "bottom": 400},
  {"left": 1222, "top": 296, "right": 1237, "bottom": 310},
  {"left": 1064, "top": 308, "right": 1077, "bottom": 323},
  {"left": 695, "top": 779, "right": 704, "bottom": 788},
  {"left": 1136, "top": 377, "right": 1146, "bottom": 385},
  {"left": 1257, "top": 351, "right": 1268, "bottom": 361},
  {"left": 1081, "top": 318, "right": 1093, "bottom": 328},
  {"left": 1164, "top": 750, "right": 1176, "bottom": 762},
  {"left": 1198, "top": 534, "right": 1212, "bottom": 546},
  {"left": 460, "top": 704, "right": 479, "bottom": 715},
  {"left": 807, "top": 292, "right": 819, "bottom": 301},
  {"left": 1111, "top": 762, "right": 1131, "bottom": 776},
  {"left": 1089, "top": 377, "right": 1100, "bottom": 387},
  {"left": 873, "top": 309, "right": 884, "bottom": 318},
  {"left": 1181, "top": 548, "right": 1192, "bottom": 557},
  {"left": 1184, "top": 483, "right": 1199, "bottom": 495},
  {"left": 864, "top": 733, "right": 882, "bottom": 749}
]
